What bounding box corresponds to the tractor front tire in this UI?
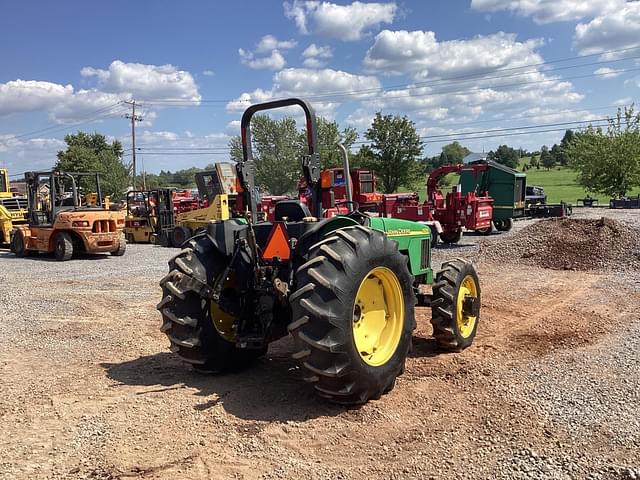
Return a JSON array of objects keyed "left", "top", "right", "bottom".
[
  {"left": 54, "top": 232, "right": 73, "bottom": 261},
  {"left": 111, "top": 236, "right": 127, "bottom": 256},
  {"left": 431, "top": 259, "right": 481, "bottom": 351},
  {"left": 289, "top": 225, "right": 416, "bottom": 405},
  {"left": 440, "top": 229, "right": 462, "bottom": 244},
  {"left": 158, "top": 233, "right": 265, "bottom": 372}
]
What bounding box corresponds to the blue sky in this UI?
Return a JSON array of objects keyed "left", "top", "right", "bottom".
[{"left": 1, "top": 0, "right": 639, "bottom": 175}]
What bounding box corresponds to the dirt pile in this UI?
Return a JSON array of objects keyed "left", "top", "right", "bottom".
[{"left": 482, "top": 217, "right": 640, "bottom": 271}]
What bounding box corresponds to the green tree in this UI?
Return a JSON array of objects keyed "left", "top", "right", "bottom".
[
  {"left": 55, "top": 131, "right": 129, "bottom": 200},
  {"left": 303, "top": 117, "right": 358, "bottom": 169},
  {"left": 540, "top": 145, "right": 556, "bottom": 170},
  {"left": 529, "top": 154, "right": 540, "bottom": 169},
  {"left": 487, "top": 145, "right": 519, "bottom": 168},
  {"left": 361, "top": 112, "right": 423, "bottom": 193},
  {"left": 229, "top": 115, "right": 301, "bottom": 195},
  {"left": 440, "top": 141, "right": 470, "bottom": 164},
  {"left": 550, "top": 144, "right": 562, "bottom": 167},
  {"left": 558, "top": 129, "right": 575, "bottom": 166},
  {"left": 568, "top": 105, "right": 640, "bottom": 197}
]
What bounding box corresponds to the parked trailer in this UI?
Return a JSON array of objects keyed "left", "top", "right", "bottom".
[
  {"left": 610, "top": 195, "right": 640, "bottom": 209},
  {"left": 459, "top": 160, "right": 526, "bottom": 232}
]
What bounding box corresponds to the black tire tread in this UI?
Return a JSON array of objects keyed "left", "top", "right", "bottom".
[
  {"left": 430, "top": 259, "right": 481, "bottom": 351},
  {"left": 157, "top": 233, "right": 265, "bottom": 372},
  {"left": 55, "top": 232, "right": 73, "bottom": 261},
  {"left": 289, "top": 226, "right": 416, "bottom": 405}
]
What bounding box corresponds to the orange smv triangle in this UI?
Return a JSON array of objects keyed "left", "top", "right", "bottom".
[{"left": 262, "top": 223, "right": 291, "bottom": 261}]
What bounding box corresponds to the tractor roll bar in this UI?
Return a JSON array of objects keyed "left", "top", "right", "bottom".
[{"left": 238, "top": 98, "right": 321, "bottom": 220}]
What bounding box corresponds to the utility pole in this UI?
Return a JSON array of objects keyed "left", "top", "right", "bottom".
[{"left": 124, "top": 100, "right": 143, "bottom": 190}]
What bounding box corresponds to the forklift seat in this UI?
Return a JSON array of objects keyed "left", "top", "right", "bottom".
[{"left": 274, "top": 200, "right": 311, "bottom": 222}]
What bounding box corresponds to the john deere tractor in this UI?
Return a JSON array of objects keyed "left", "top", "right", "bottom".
[{"left": 158, "top": 99, "right": 480, "bottom": 404}]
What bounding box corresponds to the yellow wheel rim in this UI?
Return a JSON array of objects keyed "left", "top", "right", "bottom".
[
  {"left": 352, "top": 267, "right": 404, "bottom": 367},
  {"left": 210, "top": 273, "right": 238, "bottom": 342},
  {"left": 211, "top": 301, "right": 237, "bottom": 342},
  {"left": 456, "top": 275, "right": 478, "bottom": 339}
]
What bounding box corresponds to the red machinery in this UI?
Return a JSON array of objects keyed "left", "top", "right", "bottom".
[
  {"left": 380, "top": 163, "right": 494, "bottom": 244},
  {"left": 172, "top": 189, "right": 202, "bottom": 213},
  {"left": 298, "top": 167, "right": 382, "bottom": 218}
]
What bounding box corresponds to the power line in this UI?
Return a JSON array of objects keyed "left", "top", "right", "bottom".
[
  {"left": 142, "top": 47, "right": 640, "bottom": 107},
  {"left": 0, "top": 102, "right": 125, "bottom": 147}
]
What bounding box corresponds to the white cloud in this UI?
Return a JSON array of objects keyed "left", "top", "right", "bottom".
[
  {"left": 226, "top": 68, "right": 381, "bottom": 118},
  {"left": 239, "top": 35, "right": 296, "bottom": 70},
  {"left": 594, "top": 67, "right": 622, "bottom": 79},
  {"left": 239, "top": 48, "right": 287, "bottom": 70},
  {"left": 364, "top": 31, "right": 544, "bottom": 80},
  {"left": 0, "top": 61, "right": 200, "bottom": 124},
  {"left": 0, "top": 80, "right": 74, "bottom": 115},
  {"left": 255, "top": 34, "right": 297, "bottom": 53},
  {"left": 226, "top": 120, "right": 241, "bottom": 133},
  {"left": 0, "top": 135, "right": 66, "bottom": 172},
  {"left": 80, "top": 60, "right": 200, "bottom": 101},
  {"left": 140, "top": 130, "right": 179, "bottom": 142},
  {"left": 574, "top": 2, "right": 640, "bottom": 55},
  {"left": 302, "top": 43, "right": 333, "bottom": 58},
  {"left": 202, "top": 70, "right": 215, "bottom": 77},
  {"left": 299, "top": 43, "right": 332, "bottom": 68},
  {"left": 284, "top": 1, "right": 397, "bottom": 41},
  {"left": 301, "top": 43, "right": 333, "bottom": 68},
  {"left": 470, "top": 0, "right": 624, "bottom": 24},
  {"left": 0, "top": 79, "right": 126, "bottom": 123}
]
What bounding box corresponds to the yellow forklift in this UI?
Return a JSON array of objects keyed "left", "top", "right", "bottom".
[
  {"left": 153, "top": 163, "right": 238, "bottom": 247},
  {"left": 0, "top": 168, "right": 28, "bottom": 245},
  {"left": 124, "top": 190, "right": 156, "bottom": 243}
]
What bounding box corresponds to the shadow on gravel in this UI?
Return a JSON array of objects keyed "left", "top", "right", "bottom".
[
  {"left": 0, "top": 251, "right": 112, "bottom": 262},
  {"left": 101, "top": 347, "right": 347, "bottom": 422},
  {"left": 409, "top": 336, "right": 450, "bottom": 358},
  {"left": 102, "top": 334, "right": 445, "bottom": 422}
]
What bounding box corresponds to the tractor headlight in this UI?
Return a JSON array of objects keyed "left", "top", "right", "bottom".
[{"left": 72, "top": 221, "right": 90, "bottom": 227}]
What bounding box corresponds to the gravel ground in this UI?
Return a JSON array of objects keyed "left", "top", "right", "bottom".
[{"left": 0, "top": 207, "right": 639, "bottom": 479}]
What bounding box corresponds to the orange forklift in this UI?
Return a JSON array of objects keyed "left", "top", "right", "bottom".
[{"left": 10, "top": 170, "right": 126, "bottom": 260}]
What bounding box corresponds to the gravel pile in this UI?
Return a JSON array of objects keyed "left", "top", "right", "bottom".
[{"left": 482, "top": 217, "right": 640, "bottom": 271}]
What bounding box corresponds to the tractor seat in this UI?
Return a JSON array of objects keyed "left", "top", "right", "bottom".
[{"left": 274, "top": 200, "right": 311, "bottom": 222}]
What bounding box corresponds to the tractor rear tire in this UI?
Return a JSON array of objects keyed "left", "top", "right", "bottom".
[
  {"left": 430, "top": 259, "right": 481, "bottom": 351},
  {"left": 494, "top": 218, "right": 513, "bottom": 232},
  {"left": 54, "top": 232, "right": 73, "bottom": 261},
  {"left": 158, "top": 233, "right": 265, "bottom": 372},
  {"left": 172, "top": 226, "right": 192, "bottom": 248},
  {"left": 289, "top": 225, "right": 416, "bottom": 405},
  {"left": 111, "top": 236, "right": 126, "bottom": 256},
  {"left": 10, "top": 230, "right": 32, "bottom": 257},
  {"left": 440, "top": 229, "right": 462, "bottom": 244}
]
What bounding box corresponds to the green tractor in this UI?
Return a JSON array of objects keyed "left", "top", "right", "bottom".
[{"left": 158, "top": 98, "right": 481, "bottom": 404}]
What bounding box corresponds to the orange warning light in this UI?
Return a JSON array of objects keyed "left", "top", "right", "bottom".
[{"left": 262, "top": 223, "right": 291, "bottom": 261}]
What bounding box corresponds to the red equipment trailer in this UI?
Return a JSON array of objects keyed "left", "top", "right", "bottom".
[{"left": 380, "top": 163, "right": 494, "bottom": 244}]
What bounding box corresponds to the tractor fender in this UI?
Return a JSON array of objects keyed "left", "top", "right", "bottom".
[
  {"left": 293, "top": 216, "right": 360, "bottom": 262},
  {"left": 205, "top": 218, "right": 250, "bottom": 256}
]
